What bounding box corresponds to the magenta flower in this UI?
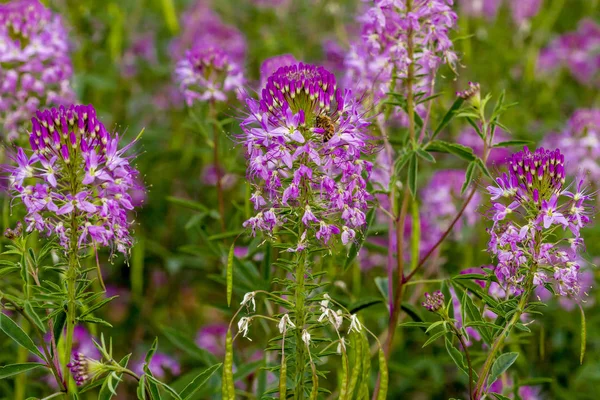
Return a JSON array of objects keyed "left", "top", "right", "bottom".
[
  {"left": 175, "top": 45, "right": 245, "bottom": 106},
  {"left": 0, "top": 0, "right": 74, "bottom": 142},
  {"left": 486, "top": 147, "right": 594, "bottom": 299},
  {"left": 4, "top": 104, "right": 142, "bottom": 256},
  {"left": 259, "top": 54, "right": 298, "bottom": 89},
  {"left": 538, "top": 19, "right": 600, "bottom": 87},
  {"left": 240, "top": 63, "right": 372, "bottom": 249},
  {"left": 343, "top": 0, "right": 457, "bottom": 115}
]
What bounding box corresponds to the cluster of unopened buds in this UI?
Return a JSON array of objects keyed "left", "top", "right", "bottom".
[
  {"left": 422, "top": 291, "right": 445, "bottom": 312},
  {"left": 67, "top": 352, "right": 103, "bottom": 386}
]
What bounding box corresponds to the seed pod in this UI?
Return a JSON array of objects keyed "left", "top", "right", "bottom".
[
  {"left": 279, "top": 355, "right": 287, "bottom": 399},
  {"left": 377, "top": 348, "right": 388, "bottom": 400},
  {"left": 223, "top": 329, "right": 235, "bottom": 400},
  {"left": 339, "top": 343, "right": 349, "bottom": 400},
  {"left": 347, "top": 333, "right": 362, "bottom": 398},
  {"left": 309, "top": 368, "right": 318, "bottom": 400},
  {"left": 359, "top": 334, "right": 371, "bottom": 399}
]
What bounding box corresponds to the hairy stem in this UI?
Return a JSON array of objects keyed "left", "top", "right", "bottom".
[
  {"left": 473, "top": 256, "right": 537, "bottom": 399},
  {"left": 449, "top": 322, "right": 475, "bottom": 400},
  {"left": 294, "top": 253, "right": 307, "bottom": 400},
  {"left": 63, "top": 213, "right": 79, "bottom": 388}
]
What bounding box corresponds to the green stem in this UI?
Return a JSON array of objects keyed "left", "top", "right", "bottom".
[
  {"left": 293, "top": 253, "right": 307, "bottom": 400},
  {"left": 63, "top": 215, "right": 80, "bottom": 388},
  {"left": 473, "top": 261, "right": 537, "bottom": 398}
]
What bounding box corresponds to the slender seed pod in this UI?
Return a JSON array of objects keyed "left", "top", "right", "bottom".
[
  {"left": 376, "top": 348, "right": 388, "bottom": 400},
  {"left": 279, "top": 355, "right": 287, "bottom": 399},
  {"left": 224, "top": 329, "right": 235, "bottom": 400},
  {"left": 309, "top": 366, "right": 318, "bottom": 400},
  {"left": 359, "top": 334, "right": 371, "bottom": 399},
  {"left": 339, "top": 343, "right": 349, "bottom": 400},
  {"left": 347, "top": 333, "right": 362, "bottom": 398}
]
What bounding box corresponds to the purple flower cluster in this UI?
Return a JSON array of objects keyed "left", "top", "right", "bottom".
[
  {"left": 421, "top": 169, "right": 481, "bottom": 237},
  {"left": 0, "top": 0, "right": 74, "bottom": 141},
  {"left": 241, "top": 63, "right": 372, "bottom": 248},
  {"left": 169, "top": 1, "right": 246, "bottom": 64},
  {"left": 422, "top": 290, "right": 444, "bottom": 312},
  {"left": 175, "top": 45, "right": 245, "bottom": 105},
  {"left": 5, "top": 104, "right": 142, "bottom": 256},
  {"left": 486, "top": 147, "right": 594, "bottom": 298},
  {"left": 132, "top": 352, "right": 181, "bottom": 380},
  {"left": 542, "top": 109, "right": 600, "bottom": 181},
  {"left": 538, "top": 19, "right": 600, "bottom": 87},
  {"left": 343, "top": 0, "right": 457, "bottom": 112},
  {"left": 67, "top": 352, "right": 103, "bottom": 386},
  {"left": 458, "top": 0, "right": 541, "bottom": 25}
]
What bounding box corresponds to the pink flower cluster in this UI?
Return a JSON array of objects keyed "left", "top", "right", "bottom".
[
  {"left": 0, "top": 0, "right": 74, "bottom": 141},
  {"left": 241, "top": 63, "right": 372, "bottom": 249},
  {"left": 538, "top": 19, "right": 600, "bottom": 87},
  {"left": 487, "top": 147, "right": 594, "bottom": 298},
  {"left": 343, "top": 0, "right": 457, "bottom": 113},
  {"left": 6, "top": 104, "right": 142, "bottom": 256}
]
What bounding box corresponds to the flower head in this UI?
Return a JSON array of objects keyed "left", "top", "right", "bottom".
[
  {"left": 175, "top": 45, "right": 245, "bottom": 105},
  {"left": 0, "top": 0, "right": 74, "bottom": 142},
  {"left": 67, "top": 352, "right": 105, "bottom": 386},
  {"left": 486, "top": 147, "right": 594, "bottom": 298},
  {"left": 241, "top": 63, "right": 372, "bottom": 249},
  {"left": 343, "top": 0, "right": 458, "bottom": 115},
  {"left": 422, "top": 291, "right": 445, "bottom": 312},
  {"left": 5, "top": 104, "right": 142, "bottom": 256}
]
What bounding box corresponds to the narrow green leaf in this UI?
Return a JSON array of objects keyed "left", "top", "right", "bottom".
[
  {"left": 475, "top": 157, "right": 493, "bottom": 180},
  {"left": 0, "top": 363, "right": 45, "bottom": 379},
  {"left": 227, "top": 244, "right": 234, "bottom": 307},
  {"left": 488, "top": 352, "right": 519, "bottom": 387},
  {"left": 52, "top": 311, "right": 66, "bottom": 347},
  {"left": 98, "top": 354, "right": 131, "bottom": 400},
  {"left": 137, "top": 374, "right": 147, "bottom": 400},
  {"left": 79, "top": 296, "right": 120, "bottom": 318},
  {"left": 580, "top": 305, "right": 586, "bottom": 364},
  {"left": 444, "top": 338, "right": 469, "bottom": 378},
  {"left": 0, "top": 313, "right": 44, "bottom": 359},
  {"left": 180, "top": 363, "right": 222, "bottom": 400},
  {"left": 24, "top": 302, "right": 46, "bottom": 333},
  {"left": 461, "top": 162, "right": 477, "bottom": 195},
  {"left": 422, "top": 330, "right": 446, "bottom": 347},
  {"left": 145, "top": 337, "right": 159, "bottom": 366},
  {"left": 146, "top": 375, "right": 182, "bottom": 399},
  {"left": 416, "top": 149, "right": 436, "bottom": 163},
  {"left": 432, "top": 97, "right": 464, "bottom": 139},
  {"left": 492, "top": 140, "right": 534, "bottom": 148},
  {"left": 426, "top": 140, "right": 475, "bottom": 162},
  {"left": 490, "top": 393, "right": 512, "bottom": 400}
]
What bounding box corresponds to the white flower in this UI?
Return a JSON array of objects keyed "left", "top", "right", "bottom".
[
  {"left": 302, "top": 329, "right": 311, "bottom": 347},
  {"left": 238, "top": 317, "right": 252, "bottom": 340},
  {"left": 278, "top": 313, "right": 296, "bottom": 334},
  {"left": 348, "top": 314, "right": 362, "bottom": 334},
  {"left": 241, "top": 292, "right": 256, "bottom": 312},
  {"left": 318, "top": 307, "right": 342, "bottom": 330}
]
